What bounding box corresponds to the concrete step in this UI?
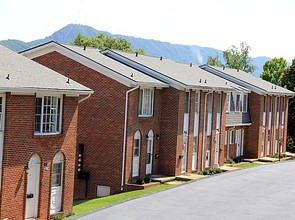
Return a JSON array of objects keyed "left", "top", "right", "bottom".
[
  {"left": 258, "top": 157, "right": 279, "bottom": 162},
  {"left": 151, "top": 175, "right": 175, "bottom": 183}
]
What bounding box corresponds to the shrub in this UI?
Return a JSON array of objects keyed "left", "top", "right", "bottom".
[
  {"left": 224, "top": 157, "right": 233, "bottom": 164},
  {"left": 51, "top": 215, "right": 64, "bottom": 220},
  {"left": 143, "top": 176, "right": 151, "bottom": 183},
  {"left": 233, "top": 156, "right": 242, "bottom": 163},
  {"left": 136, "top": 177, "right": 144, "bottom": 184}
]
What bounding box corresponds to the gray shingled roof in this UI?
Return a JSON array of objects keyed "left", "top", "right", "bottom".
[
  {"left": 0, "top": 45, "right": 92, "bottom": 94},
  {"left": 201, "top": 65, "right": 294, "bottom": 96},
  {"left": 108, "top": 50, "right": 245, "bottom": 91},
  {"left": 62, "top": 44, "right": 167, "bottom": 87}
]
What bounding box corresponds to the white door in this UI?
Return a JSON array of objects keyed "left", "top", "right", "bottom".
[
  {"left": 192, "top": 137, "right": 198, "bottom": 171},
  {"left": 214, "top": 131, "right": 220, "bottom": 165},
  {"left": 181, "top": 132, "right": 188, "bottom": 173},
  {"left": 192, "top": 92, "right": 200, "bottom": 171},
  {"left": 205, "top": 150, "right": 210, "bottom": 168},
  {"left": 25, "top": 155, "right": 41, "bottom": 219},
  {"left": 0, "top": 95, "right": 5, "bottom": 188},
  {"left": 146, "top": 130, "right": 153, "bottom": 175},
  {"left": 236, "top": 130, "right": 241, "bottom": 156},
  {"left": 132, "top": 131, "right": 141, "bottom": 177},
  {"left": 182, "top": 92, "right": 190, "bottom": 173},
  {"left": 50, "top": 153, "right": 64, "bottom": 214}
]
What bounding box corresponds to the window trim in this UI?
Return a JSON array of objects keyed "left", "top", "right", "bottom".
[
  {"left": 242, "top": 93, "right": 248, "bottom": 113},
  {"left": 138, "top": 88, "right": 154, "bottom": 117},
  {"left": 226, "top": 93, "right": 230, "bottom": 113},
  {"left": 35, "top": 94, "right": 63, "bottom": 135},
  {"left": 229, "top": 130, "right": 235, "bottom": 144}
]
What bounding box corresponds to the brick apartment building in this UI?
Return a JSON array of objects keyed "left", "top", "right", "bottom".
[
  {"left": 200, "top": 65, "right": 295, "bottom": 159},
  {"left": 21, "top": 42, "right": 167, "bottom": 198},
  {"left": 22, "top": 42, "right": 247, "bottom": 199},
  {"left": 0, "top": 45, "right": 92, "bottom": 219},
  {"left": 22, "top": 41, "right": 294, "bottom": 203}
]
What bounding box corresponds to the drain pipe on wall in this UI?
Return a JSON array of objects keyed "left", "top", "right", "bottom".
[
  {"left": 201, "top": 90, "right": 213, "bottom": 170},
  {"left": 121, "top": 85, "right": 140, "bottom": 191}
]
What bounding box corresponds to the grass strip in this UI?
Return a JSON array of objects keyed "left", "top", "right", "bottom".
[{"left": 69, "top": 183, "right": 173, "bottom": 218}]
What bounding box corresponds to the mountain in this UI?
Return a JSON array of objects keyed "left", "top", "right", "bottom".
[{"left": 0, "top": 24, "right": 270, "bottom": 77}]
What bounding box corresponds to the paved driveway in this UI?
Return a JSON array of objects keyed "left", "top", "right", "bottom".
[{"left": 73, "top": 161, "right": 295, "bottom": 220}]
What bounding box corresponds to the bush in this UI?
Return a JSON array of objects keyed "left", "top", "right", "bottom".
[
  {"left": 199, "top": 168, "right": 222, "bottom": 175},
  {"left": 224, "top": 157, "right": 233, "bottom": 164},
  {"left": 271, "top": 153, "right": 287, "bottom": 158},
  {"left": 143, "top": 176, "right": 151, "bottom": 183},
  {"left": 286, "top": 136, "right": 295, "bottom": 152},
  {"left": 136, "top": 177, "right": 144, "bottom": 184},
  {"left": 51, "top": 215, "right": 64, "bottom": 220},
  {"left": 233, "top": 156, "right": 242, "bottom": 163}
]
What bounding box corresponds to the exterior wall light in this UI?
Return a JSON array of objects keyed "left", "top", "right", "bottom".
[
  {"left": 24, "top": 165, "right": 30, "bottom": 174},
  {"left": 44, "top": 162, "right": 49, "bottom": 171}
]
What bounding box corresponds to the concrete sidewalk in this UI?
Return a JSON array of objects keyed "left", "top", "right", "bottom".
[{"left": 72, "top": 161, "right": 295, "bottom": 220}]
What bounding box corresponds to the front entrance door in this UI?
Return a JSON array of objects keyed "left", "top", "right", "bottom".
[
  {"left": 236, "top": 129, "right": 244, "bottom": 157},
  {"left": 132, "top": 131, "right": 141, "bottom": 177},
  {"left": 25, "top": 155, "right": 41, "bottom": 219},
  {"left": 205, "top": 150, "right": 210, "bottom": 168},
  {"left": 50, "top": 153, "right": 64, "bottom": 214},
  {"left": 214, "top": 131, "right": 220, "bottom": 165},
  {"left": 146, "top": 130, "right": 153, "bottom": 175}
]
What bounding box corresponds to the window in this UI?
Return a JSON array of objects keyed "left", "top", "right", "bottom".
[
  {"left": 230, "top": 130, "right": 235, "bottom": 144},
  {"left": 35, "top": 96, "right": 62, "bottom": 134},
  {"left": 195, "top": 92, "right": 199, "bottom": 114},
  {"left": 0, "top": 97, "right": 3, "bottom": 131},
  {"left": 184, "top": 92, "right": 190, "bottom": 113},
  {"left": 52, "top": 163, "right": 62, "bottom": 187},
  {"left": 225, "top": 130, "right": 228, "bottom": 145},
  {"left": 139, "top": 88, "right": 154, "bottom": 116},
  {"left": 226, "top": 93, "right": 230, "bottom": 113},
  {"left": 208, "top": 93, "right": 213, "bottom": 113},
  {"left": 235, "top": 93, "right": 242, "bottom": 112},
  {"left": 242, "top": 94, "right": 248, "bottom": 112},
  {"left": 263, "top": 96, "right": 267, "bottom": 113}
]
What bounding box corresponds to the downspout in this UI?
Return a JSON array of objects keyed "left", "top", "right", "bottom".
[
  {"left": 201, "top": 90, "right": 213, "bottom": 170},
  {"left": 121, "top": 85, "right": 140, "bottom": 191},
  {"left": 78, "top": 93, "right": 92, "bottom": 104}
]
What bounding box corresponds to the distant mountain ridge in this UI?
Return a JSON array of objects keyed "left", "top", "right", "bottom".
[{"left": 0, "top": 24, "right": 270, "bottom": 77}]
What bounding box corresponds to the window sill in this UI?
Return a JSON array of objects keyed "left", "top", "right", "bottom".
[
  {"left": 138, "top": 115, "right": 153, "bottom": 118},
  {"left": 34, "top": 132, "right": 63, "bottom": 137}
]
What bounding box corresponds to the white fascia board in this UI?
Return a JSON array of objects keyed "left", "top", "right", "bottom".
[
  {"left": 21, "top": 42, "right": 137, "bottom": 88},
  {"left": 226, "top": 123, "right": 252, "bottom": 127},
  {"left": 1, "top": 87, "right": 92, "bottom": 96},
  {"left": 103, "top": 50, "right": 186, "bottom": 90}
]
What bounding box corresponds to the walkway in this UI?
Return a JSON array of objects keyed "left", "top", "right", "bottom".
[{"left": 73, "top": 161, "right": 295, "bottom": 220}]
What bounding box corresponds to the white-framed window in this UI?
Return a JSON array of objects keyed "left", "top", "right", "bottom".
[
  {"left": 35, "top": 95, "right": 62, "bottom": 134},
  {"left": 242, "top": 94, "right": 248, "bottom": 112},
  {"left": 225, "top": 130, "right": 228, "bottom": 145},
  {"left": 230, "top": 130, "right": 235, "bottom": 144},
  {"left": 195, "top": 92, "right": 200, "bottom": 114},
  {"left": 235, "top": 93, "right": 242, "bottom": 112},
  {"left": 139, "top": 88, "right": 154, "bottom": 116},
  {"left": 226, "top": 93, "right": 230, "bottom": 113},
  {"left": 184, "top": 92, "right": 190, "bottom": 114}
]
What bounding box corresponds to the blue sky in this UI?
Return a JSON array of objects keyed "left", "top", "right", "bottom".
[{"left": 0, "top": 0, "right": 294, "bottom": 61}]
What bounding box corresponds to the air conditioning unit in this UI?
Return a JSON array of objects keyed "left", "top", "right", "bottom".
[{"left": 97, "top": 185, "right": 110, "bottom": 197}]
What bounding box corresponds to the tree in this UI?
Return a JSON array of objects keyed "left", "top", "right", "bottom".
[
  {"left": 261, "top": 57, "right": 288, "bottom": 86},
  {"left": 223, "top": 42, "right": 256, "bottom": 73},
  {"left": 282, "top": 58, "right": 295, "bottom": 144},
  {"left": 206, "top": 55, "right": 223, "bottom": 67},
  {"left": 72, "top": 33, "right": 145, "bottom": 54}
]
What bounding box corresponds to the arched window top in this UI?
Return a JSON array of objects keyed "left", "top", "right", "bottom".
[
  {"left": 53, "top": 152, "right": 64, "bottom": 164},
  {"left": 134, "top": 130, "right": 141, "bottom": 140},
  {"left": 148, "top": 129, "right": 154, "bottom": 138},
  {"left": 29, "top": 154, "right": 41, "bottom": 166}
]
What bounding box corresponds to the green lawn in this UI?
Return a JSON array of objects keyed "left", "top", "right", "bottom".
[
  {"left": 67, "top": 183, "right": 173, "bottom": 218},
  {"left": 234, "top": 162, "right": 262, "bottom": 169}
]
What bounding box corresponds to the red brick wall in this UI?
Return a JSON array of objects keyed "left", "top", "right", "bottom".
[
  {"left": 124, "top": 88, "right": 162, "bottom": 184},
  {"left": 34, "top": 52, "right": 128, "bottom": 198},
  {"left": 244, "top": 92, "right": 262, "bottom": 158},
  {"left": 0, "top": 93, "right": 78, "bottom": 220},
  {"left": 158, "top": 87, "right": 180, "bottom": 175}
]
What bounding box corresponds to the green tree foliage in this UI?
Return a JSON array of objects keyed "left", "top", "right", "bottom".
[
  {"left": 223, "top": 42, "right": 256, "bottom": 73},
  {"left": 282, "top": 58, "right": 295, "bottom": 142},
  {"left": 72, "top": 33, "right": 145, "bottom": 54},
  {"left": 206, "top": 55, "right": 223, "bottom": 67},
  {"left": 261, "top": 57, "right": 288, "bottom": 86}
]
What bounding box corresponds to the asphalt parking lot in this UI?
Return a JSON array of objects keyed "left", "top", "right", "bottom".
[{"left": 74, "top": 161, "right": 295, "bottom": 220}]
